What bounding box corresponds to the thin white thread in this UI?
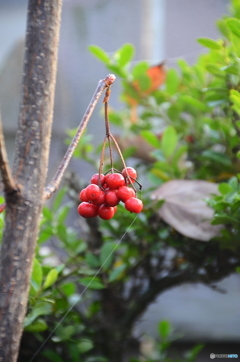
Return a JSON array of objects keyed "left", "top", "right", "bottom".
[{"left": 29, "top": 214, "right": 138, "bottom": 362}]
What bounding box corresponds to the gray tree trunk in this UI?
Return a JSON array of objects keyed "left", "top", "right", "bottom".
[{"left": 0, "top": 1, "right": 62, "bottom": 361}]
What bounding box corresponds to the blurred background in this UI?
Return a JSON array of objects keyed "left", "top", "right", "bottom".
[{"left": 0, "top": 0, "right": 239, "bottom": 360}]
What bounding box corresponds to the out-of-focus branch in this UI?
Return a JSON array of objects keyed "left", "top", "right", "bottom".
[{"left": 43, "top": 74, "right": 116, "bottom": 200}]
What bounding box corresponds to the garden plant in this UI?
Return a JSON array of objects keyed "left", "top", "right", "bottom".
[{"left": 0, "top": 1, "right": 240, "bottom": 362}]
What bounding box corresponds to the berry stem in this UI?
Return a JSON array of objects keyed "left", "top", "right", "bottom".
[{"left": 44, "top": 74, "right": 116, "bottom": 200}]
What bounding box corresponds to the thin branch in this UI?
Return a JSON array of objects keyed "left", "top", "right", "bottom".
[
  {"left": 43, "top": 74, "right": 116, "bottom": 200},
  {"left": 0, "top": 114, "right": 17, "bottom": 195}
]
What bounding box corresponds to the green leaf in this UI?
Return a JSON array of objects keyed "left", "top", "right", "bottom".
[
  {"left": 180, "top": 95, "right": 208, "bottom": 111},
  {"left": 86, "top": 253, "right": 100, "bottom": 268},
  {"left": 79, "top": 277, "right": 105, "bottom": 289},
  {"left": 158, "top": 320, "right": 172, "bottom": 339},
  {"left": 197, "top": 37, "right": 222, "bottom": 50},
  {"left": 61, "top": 282, "right": 76, "bottom": 297},
  {"left": 131, "top": 61, "right": 149, "bottom": 79},
  {"left": 218, "top": 183, "right": 233, "bottom": 195},
  {"left": 43, "top": 268, "right": 58, "bottom": 290},
  {"left": 141, "top": 130, "right": 160, "bottom": 148},
  {"left": 43, "top": 350, "right": 64, "bottom": 362},
  {"left": 30, "top": 258, "right": 43, "bottom": 292},
  {"left": 161, "top": 126, "right": 178, "bottom": 158},
  {"left": 100, "top": 242, "right": 116, "bottom": 270},
  {"left": 217, "top": 19, "right": 231, "bottom": 39},
  {"left": 236, "top": 266, "right": 240, "bottom": 273},
  {"left": 88, "top": 45, "right": 110, "bottom": 63},
  {"left": 115, "top": 43, "right": 135, "bottom": 67},
  {"left": 24, "top": 302, "right": 52, "bottom": 327},
  {"left": 24, "top": 319, "right": 48, "bottom": 332},
  {"left": 109, "top": 264, "right": 127, "bottom": 282},
  {"left": 165, "top": 68, "right": 179, "bottom": 95},
  {"left": 226, "top": 18, "right": 240, "bottom": 37},
  {"left": 201, "top": 150, "right": 232, "bottom": 167},
  {"left": 77, "top": 339, "right": 94, "bottom": 353}
]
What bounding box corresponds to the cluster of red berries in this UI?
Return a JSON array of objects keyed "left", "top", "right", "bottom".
[{"left": 77, "top": 167, "right": 143, "bottom": 220}]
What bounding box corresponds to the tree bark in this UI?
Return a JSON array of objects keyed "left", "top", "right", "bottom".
[{"left": 0, "top": 1, "right": 62, "bottom": 361}]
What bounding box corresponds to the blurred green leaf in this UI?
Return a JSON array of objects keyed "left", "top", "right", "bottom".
[
  {"left": 115, "top": 43, "right": 135, "bottom": 67},
  {"left": 24, "top": 319, "right": 48, "bottom": 332},
  {"left": 77, "top": 339, "right": 94, "bottom": 353},
  {"left": 226, "top": 18, "right": 240, "bottom": 37},
  {"left": 30, "top": 258, "right": 43, "bottom": 293},
  {"left": 218, "top": 183, "right": 233, "bottom": 195},
  {"left": 43, "top": 269, "right": 59, "bottom": 290},
  {"left": 109, "top": 263, "right": 127, "bottom": 282},
  {"left": 79, "top": 277, "right": 105, "bottom": 289},
  {"left": 158, "top": 320, "right": 172, "bottom": 339},
  {"left": 161, "top": 126, "right": 178, "bottom": 158},
  {"left": 100, "top": 242, "right": 116, "bottom": 270},
  {"left": 141, "top": 130, "right": 160, "bottom": 148},
  {"left": 166, "top": 68, "right": 180, "bottom": 95},
  {"left": 197, "top": 37, "right": 222, "bottom": 50},
  {"left": 24, "top": 302, "right": 52, "bottom": 327},
  {"left": 88, "top": 45, "right": 110, "bottom": 63}
]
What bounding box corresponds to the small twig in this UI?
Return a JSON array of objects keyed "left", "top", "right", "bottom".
[
  {"left": 0, "top": 113, "right": 17, "bottom": 195},
  {"left": 43, "top": 74, "right": 116, "bottom": 200}
]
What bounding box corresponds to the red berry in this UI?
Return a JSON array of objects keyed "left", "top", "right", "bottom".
[
  {"left": 98, "top": 205, "right": 115, "bottom": 220},
  {"left": 78, "top": 202, "right": 99, "bottom": 218},
  {"left": 124, "top": 197, "right": 143, "bottom": 213},
  {"left": 105, "top": 173, "right": 125, "bottom": 189},
  {"left": 92, "top": 190, "right": 105, "bottom": 205},
  {"left": 117, "top": 186, "right": 135, "bottom": 202},
  {"left": 79, "top": 188, "right": 88, "bottom": 202},
  {"left": 122, "top": 167, "right": 137, "bottom": 184},
  {"left": 105, "top": 190, "right": 120, "bottom": 207},
  {"left": 85, "top": 184, "right": 101, "bottom": 202},
  {"left": 91, "top": 173, "right": 105, "bottom": 186}
]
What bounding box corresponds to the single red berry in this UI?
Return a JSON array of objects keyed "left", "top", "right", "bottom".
[
  {"left": 91, "top": 173, "right": 105, "bottom": 186},
  {"left": 79, "top": 188, "right": 88, "bottom": 202},
  {"left": 105, "top": 190, "right": 120, "bottom": 207},
  {"left": 98, "top": 205, "right": 115, "bottom": 220},
  {"left": 85, "top": 184, "right": 101, "bottom": 202},
  {"left": 92, "top": 190, "right": 106, "bottom": 205},
  {"left": 117, "top": 186, "right": 136, "bottom": 202},
  {"left": 78, "top": 202, "right": 99, "bottom": 218},
  {"left": 124, "top": 197, "right": 143, "bottom": 213},
  {"left": 105, "top": 173, "right": 125, "bottom": 189},
  {"left": 122, "top": 167, "right": 137, "bottom": 184}
]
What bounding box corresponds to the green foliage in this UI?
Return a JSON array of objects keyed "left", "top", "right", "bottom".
[{"left": 18, "top": 1, "right": 240, "bottom": 361}]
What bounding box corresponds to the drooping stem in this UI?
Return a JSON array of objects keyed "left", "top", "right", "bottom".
[
  {"left": 43, "top": 74, "right": 116, "bottom": 199},
  {"left": 0, "top": 113, "right": 17, "bottom": 195}
]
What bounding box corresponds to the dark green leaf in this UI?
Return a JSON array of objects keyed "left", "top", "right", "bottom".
[
  {"left": 100, "top": 242, "right": 116, "bottom": 270},
  {"left": 79, "top": 277, "right": 105, "bottom": 289},
  {"left": 109, "top": 264, "right": 127, "bottom": 282}
]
